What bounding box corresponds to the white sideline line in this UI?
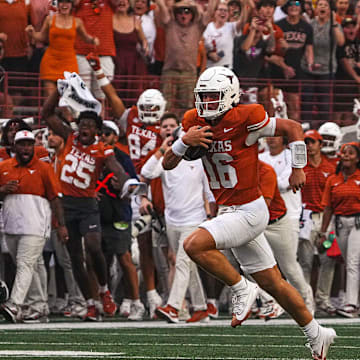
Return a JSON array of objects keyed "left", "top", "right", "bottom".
[
  {"left": 5, "top": 331, "right": 360, "bottom": 339},
  {"left": 0, "top": 342, "right": 358, "bottom": 350},
  {"left": 0, "top": 350, "right": 124, "bottom": 357},
  {"left": 0, "top": 317, "right": 359, "bottom": 330}
]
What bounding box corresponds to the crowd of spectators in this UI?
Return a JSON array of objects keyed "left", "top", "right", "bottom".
[
  {"left": 0, "top": 0, "right": 360, "bottom": 325},
  {"left": 1, "top": 0, "right": 360, "bottom": 125}
]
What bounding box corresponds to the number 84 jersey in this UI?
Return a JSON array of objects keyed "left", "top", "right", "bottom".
[
  {"left": 120, "top": 106, "right": 163, "bottom": 173},
  {"left": 182, "top": 105, "right": 268, "bottom": 206},
  {"left": 60, "top": 133, "right": 114, "bottom": 198}
]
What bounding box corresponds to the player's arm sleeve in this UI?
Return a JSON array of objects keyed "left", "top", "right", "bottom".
[
  {"left": 245, "top": 105, "right": 276, "bottom": 146},
  {"left": 141, "top": 154, "right": 164, "bottom": 180}
]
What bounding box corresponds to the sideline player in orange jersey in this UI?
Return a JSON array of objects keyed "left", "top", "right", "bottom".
[
  {"left": 86, "top": 53, "right": 165, "bottom": 317},
  {"left": 41, "top": 89, "right": 132, "bottom": 321},
  {"left": 0, "top": 118, "right": 50, "bottom": 163},
  {"left": 163, "top": 66, "right": 336, "bottom": 360}
]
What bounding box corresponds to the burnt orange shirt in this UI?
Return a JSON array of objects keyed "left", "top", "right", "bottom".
[
  {"left": 0, "top": 146, "right": 50, "bottom": 163},
  {"left": 74, "top": 0, "right": 115, "bottom": 56},
  {"left": 0, "top": 155, "right": 60, "bottom": 201},
  {"left": 59, "top": 133, "right": 114, "bottom": 197},
  {"left": 126, "top": 106, "right": 162, "bottom": 173},
  {"left": 258, "top": 160, "right": 286, "bottom": 221},
  {"left": 321, "top": 169, "right": 360, "bottom": 215},
  {"left": 0, "top": 0, "right": 30, "bottom": 58},
  {"left": 182, "top": 104, "right": 268, "bottom": 206},
  {"left": 302, "top": 155, "right": 335, "bottom": 212},
  {"left": 140, "top": 148, "right": 165, "bottom": 215}
]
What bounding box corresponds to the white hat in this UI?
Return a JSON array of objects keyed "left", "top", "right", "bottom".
[
  {"left": 14, "top": 130, "right": 35, "bottom": 142},
  {"left": 103, "top": 120, "right": 119, "bottom": 136}
]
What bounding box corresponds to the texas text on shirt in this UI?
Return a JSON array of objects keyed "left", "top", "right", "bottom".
[
  {"left": 181, "top": 104, "right": 268, "bottom": 206},
  {"left": 258, "top": 160, "right": 287, "bottom": 222},
  {"left": 321, "top": 168, "right": 360, "bottom": 215},
  {"left": 59, "top": 132, "right": 114, "bottom": 198},
  {"left": 0, "top": 145, "right": 50, "bottom": 163},
  {"left": 119, "top": 106, "right": 163, "bottom": 173},
  {"left": 302, "top": 154, "right": 336, "bottom": 213},
  {"left": 0, "top": 155, "right": 61, "bottom": 238}
]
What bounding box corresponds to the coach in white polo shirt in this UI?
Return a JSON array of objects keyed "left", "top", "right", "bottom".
[{"left": 141, "top": 114, "right": 216, "bottom": 323}]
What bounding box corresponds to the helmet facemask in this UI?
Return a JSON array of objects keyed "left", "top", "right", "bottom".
[
  {"left": 137, "top": 89, "right": 166, "bottom": 124},
  {"left": 138, "top": 103, "right": 163, "bottom": 124},
  {"left": 194, "top": 66, "right": 240, "bottom": 122}
]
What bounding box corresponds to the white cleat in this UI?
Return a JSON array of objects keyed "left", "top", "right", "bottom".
[
  {"left": 231, "top": 280, "right": 259, "bottom": 328},
  {"left": 306, "top": 326, "right": 337, "bottom": 360}
]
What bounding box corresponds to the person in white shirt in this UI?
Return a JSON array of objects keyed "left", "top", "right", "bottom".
[
  {"left": 259, "top": 136, "right": 314, "bottom": 312},
  {"left": 203, "top": 1, "right": 244, "bottom": 69},
  {"left": 141, "top": 113, "right": 216, "bottom": 323}
]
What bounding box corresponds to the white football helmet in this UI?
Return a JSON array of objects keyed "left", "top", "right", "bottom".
[
  {"left": 137, "top": 89, "right": 166, "bottom": 124},
  {"left": 194, "top": 66, "right": 240, "bottom": 121},
  {"left": 318, "top": 122, "right": 342, "bottom": 154}
]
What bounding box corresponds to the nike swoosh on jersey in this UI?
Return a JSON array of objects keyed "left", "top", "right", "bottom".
[
  {"left": 29, "top": 170, "right": 36, "bottom": 175},
  {"left": 224, "top": 128, "right": 233, "bottom": 133}
]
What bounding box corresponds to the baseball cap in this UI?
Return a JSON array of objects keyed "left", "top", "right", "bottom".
[
  {"left": 14, "top": 130, "right": 35, "bottom": 143},
  {"left": 304, "top": 129, "right": 323, "bottom": 141},
  {"left": 102, "top": 120, "right": 119, "bottom": 136}
]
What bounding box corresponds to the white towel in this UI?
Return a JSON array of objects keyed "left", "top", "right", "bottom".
[{"left": 57, "top": 72, "right": 101, "bottom": 116}]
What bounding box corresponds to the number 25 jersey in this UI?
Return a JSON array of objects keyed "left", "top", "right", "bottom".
[
  {"left": 59, "top": 133, "right": 114, "bottom": 198},
  {"left": 182, "top": 104, "right": 269, "bottom": 206}
]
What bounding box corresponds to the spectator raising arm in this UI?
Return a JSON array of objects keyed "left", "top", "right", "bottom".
[
  {"left": 86, "top": 53, "right": 126, "bottom": 118},
  {"left": 155, "top": 0, "right": 171, "bottom": 25},
  {"left": 41, "top": 89, "right": 72, "bottom": 141}
]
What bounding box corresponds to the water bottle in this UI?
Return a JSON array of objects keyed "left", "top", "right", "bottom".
[{"left": 323, "top": 231, "right": 336, "bottom": 249}]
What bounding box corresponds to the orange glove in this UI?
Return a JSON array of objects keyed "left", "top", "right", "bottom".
[{"left": 86, "top": 52, "right": 101, "bottom": 72}]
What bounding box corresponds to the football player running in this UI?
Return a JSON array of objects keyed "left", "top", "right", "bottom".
[{"left": 163, "top": 66, "right": 336, "bottom": 360}]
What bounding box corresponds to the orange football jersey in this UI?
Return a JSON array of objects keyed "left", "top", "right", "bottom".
[
  {"left": 59, "top": 133, "right": 114, "bottom": 198},
  {"left": 182, "top": 105, "right": 269, "bottom": 206},
  {"left": 125, "top": 106, "right": 163, "bottom": 173}
]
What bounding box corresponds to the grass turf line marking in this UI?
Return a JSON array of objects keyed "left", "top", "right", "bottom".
[
  {"left": 0, "top": 341, "right": 358, "bottom": 349},
  {"left": 3, "top": 332, "right": 360, "bottom": 340},
  {"left": 1, "top": 317, "right": 360, "bottom": 330},
  {"left": 0, "top": 350, "right": 124, "bottom": 357}
]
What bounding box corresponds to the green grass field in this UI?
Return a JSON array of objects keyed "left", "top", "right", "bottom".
[{"left": 0, "top": 317, "right": 359, "bottom": 359}]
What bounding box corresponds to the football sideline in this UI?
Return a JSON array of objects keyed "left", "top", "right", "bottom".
[{"left": 0, "top": 318, "right": 359, "bottom": 359}]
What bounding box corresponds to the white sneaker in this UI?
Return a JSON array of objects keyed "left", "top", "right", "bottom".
[
  {"left": 306, "top": 326, "right": 337, "bottom": 360},
  {"left": 128, "top": 302, "right": 145, "bottom": 321},
  {"left": 231, "top": 280, "right": 259, "bottom": 328},
  {"left": 148, "top": 292, "right": 162, "bottom": 319},
  {"left": 119, "top": 299, "right": 131, "bottom": 318}
]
